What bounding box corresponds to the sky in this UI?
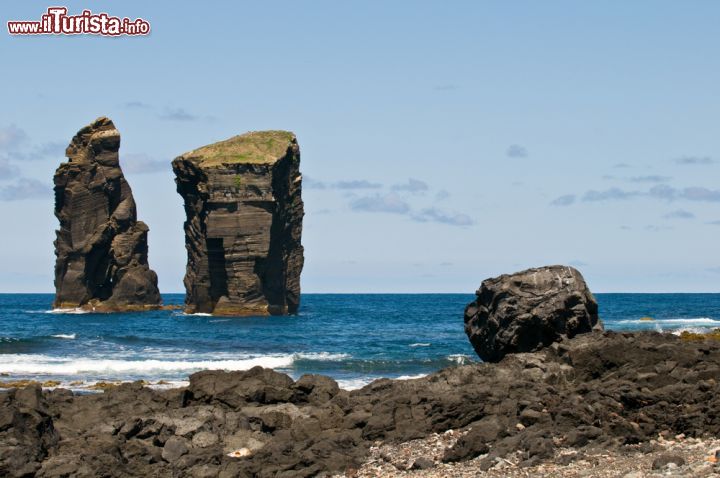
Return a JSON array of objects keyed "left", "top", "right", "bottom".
[{"left": 1, "top": 1, "right": 719, "bottom": 293}]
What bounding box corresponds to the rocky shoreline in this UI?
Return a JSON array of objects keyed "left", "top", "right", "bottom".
[{"left": 2, "top": 330, "right": 720, "bottom": 477}]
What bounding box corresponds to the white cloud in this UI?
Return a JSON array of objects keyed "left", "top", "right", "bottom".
[
  {"left": 0, "top": 125, "right": 28, "bottom": 151},
  {"left": 412, "top": 208, "right": 473, "bottom": 226},
  {"left": 391, "top": 178, "right": 428, "bottom": 193},
  {"left": 349, "top": 193, "right": 410, "bottom": 214},
  {"left": 0, "top": 178, "right": 50, "bottom": 201},
  {"left": 506, "top": 144, "right": 528, "bottom": 158}
]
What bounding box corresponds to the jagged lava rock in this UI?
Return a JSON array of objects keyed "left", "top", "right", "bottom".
[
  {"left": 53, "top": 117, "right": 161, "bottom": 311},
  {"left": 5, "top": 332, "right": 720, "bottom": 477},
  {"left": 464, "top": 265, "right": 602, "bottom": 362},
  {"left": 172, "top": 131, "right": 304, "bottom": 316}
]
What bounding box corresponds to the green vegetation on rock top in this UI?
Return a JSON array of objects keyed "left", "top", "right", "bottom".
[{"left": 182, "top": 130, "right": 295, "bottom": 166}]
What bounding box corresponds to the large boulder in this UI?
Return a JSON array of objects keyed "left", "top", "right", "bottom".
[{"left": 464, "top": 265, "right": 602, "bottom": 362}]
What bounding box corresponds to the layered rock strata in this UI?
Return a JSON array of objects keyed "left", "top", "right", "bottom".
[
  {"left": 172, "top": 131, "right": 304, "bottom": 316},
  {"left": 464, "top": 265, "right": 602, "bottom": 362},
  {"left": 53, "top": 117, "right": 161, "bottom": 311}
]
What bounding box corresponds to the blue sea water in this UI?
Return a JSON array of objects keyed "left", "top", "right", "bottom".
[{"left": 1, "top": 293, "right": 719, "bottom": 390}]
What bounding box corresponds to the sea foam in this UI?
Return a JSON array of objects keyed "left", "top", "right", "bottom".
[
  {"left": 336, "top": 377, "right": 374, "bottom": 390},
  {"left": 0, "top": 354, "right": 295, "bottom": 375},
  {"left": 0, "top": 350, "right": 351, "bottom": 376},
  {"left": 51, "top": 334, "right": 76, "bottom": 340},
  {"left": 46, "top": 308, "right": 90, "bottom": 314},
  {"left": 396, "top": 373, "right": 428, "bottom": 380},
  {"left": 293, "top": 352, "right": 350, "bottom": 361},
  {"left": 617, "top": 317, "right": 720, "bottom": 326},
  {"left": 446, "top": 354, "right": 473, "bottom": 365}
]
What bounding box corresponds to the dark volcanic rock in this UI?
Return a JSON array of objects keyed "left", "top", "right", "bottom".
[
  {"left": 0, "top": 385, "right": 59, "bottom": 477},
  {"left": 411, "top": 456, "right": 435, "bottom": 469},
  {"left": 0, "top": 332, "right": 720, "bottom": 478},
  {"left": 53, "top": 117, "right": 161, "bottom": 311},
  {"left": 172, "top": 131, "right": 304, "bottom": 316},
  {"left": 464, "top": 265, "right": 602, "bottom": 362},
  {"left": 4, "top": 331, "right": 720, "bottom": 477}
]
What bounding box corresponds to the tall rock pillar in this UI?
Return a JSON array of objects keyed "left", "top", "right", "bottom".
[
  {"left": 53, "top": 117, "right": 161, "bottom": 311},
  {"left": 172, "top": 131, "right": 304, "bottom": 316}
]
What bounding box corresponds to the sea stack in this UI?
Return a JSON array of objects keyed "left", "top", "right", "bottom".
[
  {"left": 172, "top": 131, "right": 304, "bottom": 316},
  {"left": 464, "top": 265, "right": 602, "bottom": 362},
  {"left": 53, "top": 117, "right": 161, "bottom": 311}
]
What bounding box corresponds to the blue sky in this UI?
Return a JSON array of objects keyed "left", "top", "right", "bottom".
[{"left": 1, "top": 1, "right": 719, "bottom": 293}]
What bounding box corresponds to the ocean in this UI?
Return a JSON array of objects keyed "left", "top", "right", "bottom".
[{"left": 1, "top": 293, "right": 719, "bottom": 391}]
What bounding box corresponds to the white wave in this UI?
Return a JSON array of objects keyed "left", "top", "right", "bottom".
[
  {"left": 148, "top": 380, "right": 189, "bottom": 390},
  {"left": 617, "top": 318, "right": 720, "bottom": 326},
  {"left": 337, "top": 373, "right": 428, "bottom": 390},
  {"left": 0, "top": 354, "right": 294, "bottom": 375},
  {"left": 446, "top": 354, "right": 473, "bottom": 365},
  {"left": 23, "top": 379, "right": 191, "bottom": 392},
  {"left": 51, "top": 334, "right": 76, "bottom": 340},
  {"left": 0, "top": 350, "right": 351, "bottom": 376},
  {"left": 337, "top": 377, "right": 374, "bottom": 390},
  {"left": 45, "top": 308, "right": 89, "bottom": 314},
  {"left": 409, "top": 343, "right": 431, "bottom": 347},
  {"left": 293, "top": 352, "right": 350, "bottom": 361},
  {"left": 671, "top": 327, "right": 716, "bottom": 336},
  {"left": 176, "top": 312, "right": 212, "bottom": 317},
  {"left": 396, "top": 373, "right": 427, "bottom": 381}
]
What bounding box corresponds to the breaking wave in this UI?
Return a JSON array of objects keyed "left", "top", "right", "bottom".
[
  {"left": 446, "top": 354, "right": 473, "bottom": 365},
  {"left": 617, "top": 317, "right": 720, "bottom": 328},
  {"left": 396, "top": 373, "right": 428, "bottom": 381},
  {"left": 0, "top": 351, "right": 350, "bottom": 376},
  {"left": 45, "top": 308, "right": 90, "bottom": 315},
  {"left": 51, "top": 334, "right": 76, "bottom": 340}
]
